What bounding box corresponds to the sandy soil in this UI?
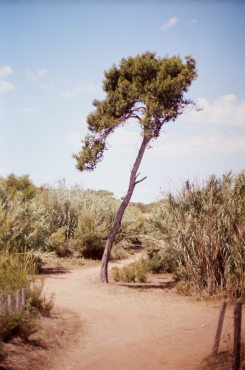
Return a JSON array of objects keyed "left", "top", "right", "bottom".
[{"left": 42, "top": 255, "right": 240, "bottom": 370}]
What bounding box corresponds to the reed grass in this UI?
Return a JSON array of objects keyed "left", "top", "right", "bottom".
[{"left": 149, "top": 171, "right": 245, "bottom": 299}]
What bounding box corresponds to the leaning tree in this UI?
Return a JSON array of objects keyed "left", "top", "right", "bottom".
[{"left": 73, "top": 52, "right": 200, "bottom": 283}]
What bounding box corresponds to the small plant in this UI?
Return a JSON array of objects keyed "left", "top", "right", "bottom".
[
  {"left": 78, "top": 261, "right": 84, "bottom": 266},
  {"left": 113, "top": 258, "right": 148, "bottom": 283},
  {"left": 121, "top": 264, "right": 136, "bottom": 282},
  {"left": 128, "top": 250, "right": 135, "bottom": 255},
  {"left": 26, "top": 277, "right": 55, "bottom": 317},
  {"left": 74, "top": 251, "right": 82, "bottom": 259},
  {"left": 0, "top": 310, "right": 39, "bottom": 342},
  {"left": 135, "top": 259, "right": 148, "bottom": 283},
  {"left": 112, "top": 266, "right": 121, "bottom": 282}
]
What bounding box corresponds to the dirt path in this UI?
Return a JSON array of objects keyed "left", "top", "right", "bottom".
[{"left": 44, "top": 256, "right": 237, "bottom": 370}]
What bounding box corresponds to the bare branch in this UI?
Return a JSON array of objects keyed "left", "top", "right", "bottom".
[{"left": 135, "top": 176, "right": 147, "bottom": 185}]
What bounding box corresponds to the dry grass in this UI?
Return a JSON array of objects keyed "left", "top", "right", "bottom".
[{"left": 0, "top": 307, "right": 85, "bottom": 370}]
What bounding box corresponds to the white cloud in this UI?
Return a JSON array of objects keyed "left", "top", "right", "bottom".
[
  {"left": 191, "top": 19, "right": 197, "bottom": 23},
  {"left": 153, "top": 133, "right": 245, "bottom": 156},
  {"left": 187, "top": 95, "right": 245, "bottom": 127},
  {"left": 61, "top": 82, "right": 102, "bottom": 99},
  {"left": 160, "top": 17, "right": 178, "bottom": 31},
  {"left": 37, "top": 69, "right": 48, "bottom": 77},
  {"left": 25, "top": 69, "right": 53, "bottom": 89},
  {"left": 0, "top": 80, "right": 15, "bottom": 93},
  {"left": 107, "top": 128, "right": 140, "bottom": 153},
  {"left": 0, "top": 65, "right": 13, "bottom": 78},
  {"left": 20, "top": 108, "right": 39, "bottom": 114},
  {"left": 68, "top": 132, "right": 82, "bottom": 146}
]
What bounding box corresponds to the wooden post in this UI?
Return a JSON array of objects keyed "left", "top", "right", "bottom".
[
  {"left": 212, "top": 301, "right": 227, "bottom": 356},
  {"left": 233, "top": 302, "right": 242, "bottom": 370},
  {"left": 8, "top": 295, "right": 12, "bottom": 314},
  {"left": 16, "top": 290, "right": 21, "bottom": 310},
  {"left": 0, "top": 297, "right": 2, "bottom": 314},
  {"left": 22, "top": 288, "right": 26, "bottom": 311}
]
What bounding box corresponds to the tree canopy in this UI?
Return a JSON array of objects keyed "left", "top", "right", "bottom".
[{"left": 73, "top": 51, "right": 198, "bottom": 172}]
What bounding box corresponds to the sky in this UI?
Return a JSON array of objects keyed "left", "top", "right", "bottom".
[{"left": 0, "top": 0, "right": 245, "bottom": 203}]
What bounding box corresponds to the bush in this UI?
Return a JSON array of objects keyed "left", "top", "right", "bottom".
[
  {"left": 0, "top": 253, "right": 36, "bottom": 297},
  {"left": 109, "top": 245, "right": 128, "bottom": 261},
  {"left": 0, "top": 184, "right": 50, "bottom": 254},
  {"left": 112, "top": 266, "right": 121, "bottom": 282},
  {"left": 0, "top": 310, "right": 38, "bottom": 342},
  {"left": 146, "top": 248, "right": 177, "bottom": 274},
  {"left": 47, "top": 227, "right": 70, "bottom": 257},
  {"left": 26, "top": 277, "right": 55, "bottom": 317},
  {"left": 112, "top": 258, "right": 148, "bottom": 283},
  {"left": 74, "top": 207, "right": 107, "bottom": 259}
]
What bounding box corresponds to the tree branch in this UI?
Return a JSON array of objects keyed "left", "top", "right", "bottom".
[{"left": 135, "top": 176, "right": 147, "bottom": 185}]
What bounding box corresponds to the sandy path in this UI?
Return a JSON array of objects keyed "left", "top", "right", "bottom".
[{"left": 45, "top": 257, "right": 236, "bottom": 370}]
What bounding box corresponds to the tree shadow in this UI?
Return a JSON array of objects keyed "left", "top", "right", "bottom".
[
  {"left": 118, "top": 280, "right": 174, "bottom": 290},
  {"left": 39, "top": 266, "right": 71, "bottom": 276}
]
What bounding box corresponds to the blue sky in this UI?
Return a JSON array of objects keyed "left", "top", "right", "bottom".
[{"left": 0, "top": 1, "right": 245, "bottom": 203}]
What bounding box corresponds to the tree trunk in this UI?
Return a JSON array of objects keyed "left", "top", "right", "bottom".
[{"left": 100, "top": 135, "right": 151, "bottom": 283}]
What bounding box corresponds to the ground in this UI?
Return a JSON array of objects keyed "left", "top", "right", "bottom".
[{"left": 1, "top": 255, "right": 244, "bottom": 370}]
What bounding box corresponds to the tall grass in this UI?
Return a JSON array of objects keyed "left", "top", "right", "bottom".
[
  {"left": 0, "top": 177, "right": 145, "bottom": 259},
  {"left": 150, "top": 171, "right": 245, "bottom": 299}
]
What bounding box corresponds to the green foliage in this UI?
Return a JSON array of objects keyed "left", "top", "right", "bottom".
[
  {"left": 47, "top": 227, "right": 70, "bottom": 257},
  {"left": 146, "top": 248, "right": 177, "bottom": 274},
  {"left": 109, "top": 245, "right": 128, "bottom": 261},
  {"left": 74, "top": 207, "right": 107, "bottom": 259},
  {"left": 73, "top": 52, "right": 198, "bottom": 172},
  {"left": 0, "top": 310, "right": 38, "bottom": 342},
  {"left": 112, "top": 258, "right": 148, "bottom": 283},
  {"left": 0, "top": 253, "right": 36, "bottom": 297},
  {"left": 112, "top": 266, "right": 121, "bottom": 282},
  {"left": 0, "top": 183, "right": 50, "bottom": 254},
  {"left": 26, "top": 277, "right": 55, "bottom": 317},
  {"left": 74, "top": 193, "right": 145, "bottom": 259},
  {"left": 149, "top": 171, "right": 245, "bottom": 299},
  {"left": 0, "top": 173, "right": 39, "bottom": 202},
  {"left": 40, "top": 180, "right": 84, "bottom": 239}
]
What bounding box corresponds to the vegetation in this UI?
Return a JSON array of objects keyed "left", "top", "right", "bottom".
[
  {"left": 112, "top": 257, "right": 148, "bottom": 283},
  {"left": 0, "top": 252, "right": 54, "bottom": 363},
  {"left": 149, "top": 171, "right": 245, "bottom": 299}
]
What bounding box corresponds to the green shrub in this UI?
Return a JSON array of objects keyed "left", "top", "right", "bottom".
[
  {"left": 0, "top": 310, "right": 38, "bottom": 342},
  {"left": 47, "top": 227, "right": 70, "bottom": 257},
  {"left": 121, "top": 263, "right": 136, "bottom": 282},
  {"left": 112, "top": 266, "right": 121, "bottom": 282},
  {"left": 146, "top": 248, "right": 177, "bottom": 274},
  {"left": 0, "top": 253, "right": 36, "bottom": 297},
  {"left": 74, "top": 207, "right": 107, "bottom": 259},
  {"left": 112, "top": 258, "right": 148, "bottom": 283},
  {"left": 135, "top": 259, "right": 148, "bottom": 283},
  {"left": 26, "top": 277, "right": 55, "bottom": 317},
  {"left": 0, "top": 185, "right": 50, "bottom": 254},
  {"left": 109, "top": 245, "right": 128, "bottom": 261}
]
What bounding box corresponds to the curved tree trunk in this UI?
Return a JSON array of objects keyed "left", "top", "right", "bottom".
[{"left": 100, "top": 135, "right": 151, "bottom": 283}]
